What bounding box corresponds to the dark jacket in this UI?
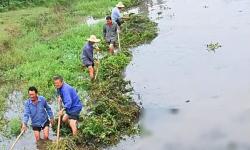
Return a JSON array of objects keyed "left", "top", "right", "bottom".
[{"left": 81, "top": 42, "right": 94, "bottom": 66}]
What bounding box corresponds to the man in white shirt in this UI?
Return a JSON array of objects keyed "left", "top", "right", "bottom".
[{"left": 111, "top": 2, "right": 125, "bottom": 26}]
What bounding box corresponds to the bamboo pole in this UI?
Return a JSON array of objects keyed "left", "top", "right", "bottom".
[
  {"left": 56, "top": 97, "right": 62, "bottom": 149},
  {"left": 10, "top": 130, "right": 25, "bottom": 150}
]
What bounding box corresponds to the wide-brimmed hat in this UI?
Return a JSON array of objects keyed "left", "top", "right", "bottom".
[
  {"left": 116, "top": 2, "right": 125, "bottom": 8},
  {"left": 87, "top": 35, "right": 100, "bottom": 42}
]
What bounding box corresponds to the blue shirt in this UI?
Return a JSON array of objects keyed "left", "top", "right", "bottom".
[
  {"left": 111, "top": 7, "right": 122, "bottom": 22},
  {"left": 81, "top": 42, "right": 94, "bottom": 66},
  {"left": 22, "top": 96, "right": 54, "bottom": 127},
  {"left": 58, "top": 83, "right": 83, "bottom": 114}
]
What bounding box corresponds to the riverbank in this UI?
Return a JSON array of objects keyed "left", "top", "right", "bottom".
[
  {"left": 0, "top": 0, "right": 158, "bottom": 149},
  {"left": 0, "top": 0, "right": 139, "bottom": 129}
]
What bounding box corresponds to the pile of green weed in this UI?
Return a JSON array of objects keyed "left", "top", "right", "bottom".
[
  {"left": 122, "top": 0, "right": 141, "bottom": 7},
  {"left": 46, "top": 137, "right": 78, "bottom": 150},
  {"left": 120, "top": 15, "right": 158, "bottom": 48}
]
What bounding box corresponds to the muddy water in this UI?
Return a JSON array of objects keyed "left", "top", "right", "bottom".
[
  {"left": 111, "top": 0, "right": 250, "bottom": 150},
  {"left": 0, "top": 91, "right": 57, "bottom": 150}
]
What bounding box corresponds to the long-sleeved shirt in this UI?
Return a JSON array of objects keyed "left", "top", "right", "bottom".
[
  {"left": 58, "top": 83, "right": 83, "bottom": 114},
  {"left": 103, "top": 22, "right": 118, "bottom": 43},
  {"left": 111, "top": 7, "right": 122, "bottom": 22},
  {"left": 81, "top": 42, "right": 94, "bottom": 66},
  {"left": 22, "top": 96, "right": 54, "bottom": 127}
]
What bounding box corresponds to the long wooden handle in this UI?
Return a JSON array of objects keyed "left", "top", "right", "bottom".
[
  {"left": 56, "top": 99, "right": 62, "bottom": 148},
  {"left": 94, "top": 62, "right": 100, "bottom": 80},
  {"left": 94, "top": 52, "right": 100, "bottom": 80},
  {"left": 56, "top": 114, "right": 61, "bottom": 144},
  {"left": 117, "top": 31, "right": 121, "bottom": 51},
  {"left": 10, "top": 130, "right": 25, "bottom": 150}
]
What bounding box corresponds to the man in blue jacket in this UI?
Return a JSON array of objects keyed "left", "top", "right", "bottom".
[
  {"left": 53, "top": 75, "right": 83, "bottom": 135},
  {"left": 21, "top": 86, "right": 54, "bottom": 142}
]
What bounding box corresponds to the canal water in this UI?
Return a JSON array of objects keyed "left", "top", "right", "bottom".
[{"left": 112, "top": 0, "right": 250, "bottom": 150}]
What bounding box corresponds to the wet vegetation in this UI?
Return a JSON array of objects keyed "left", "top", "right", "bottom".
[
  {"left": 120, "top": 15, "right": 158, "bottom": 47},
  {"left": 0, "top": 0, "right": 158, "bottom": 149},
  {"left": 8, "top": 117, "right": 22, "bottom": 136},
  {"left": 207, "top": 42, "right": 222, "bottom": 52}
]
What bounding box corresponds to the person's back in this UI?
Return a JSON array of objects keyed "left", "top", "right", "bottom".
[
  {"left": 81, "top": 42, "right": 94, "bottom": 67},
  {"left": 111, "top": 2, "right": 125, "bottom": 26},
  {"left": 54, "top": 75, "right": 83, "bottom": 135},
  {"left": 58, "top": 82, "right": 82, "bottom": 114},
  {"left": 111, "top": 7, "right": 120, "bottom": 23}
]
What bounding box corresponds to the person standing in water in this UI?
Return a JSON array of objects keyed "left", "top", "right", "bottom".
[
  {"left": 53, "top": 75, "right": 83, "bottom": 135},
  {"left": 21, "top": 86, "right": 54, "bottom": 142}
]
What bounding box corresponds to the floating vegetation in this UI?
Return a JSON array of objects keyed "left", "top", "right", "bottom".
[
  {"left": 207, "top": 42, "right": 222, "bottom": 52},
  {"left": 120, "top": 15, "right": 158, "bottom": 48},
  {"left": 46, "top": 137, "right": 78, "bottom": 150}
]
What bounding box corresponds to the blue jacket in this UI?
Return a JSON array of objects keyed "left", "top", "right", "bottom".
[
  {"left": 22, "top": 96, "right": 54, "bottom": 127},
  {"left": 58, "top": 83, "right": 83, "bottom": 114}
]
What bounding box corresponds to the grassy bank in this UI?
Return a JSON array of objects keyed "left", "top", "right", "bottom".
[
  {"left": 0, "top": 0, "right": 158, "bottom": 149},
  {"left": 0, "top": 0, "right": 140, "bottom": 129}
]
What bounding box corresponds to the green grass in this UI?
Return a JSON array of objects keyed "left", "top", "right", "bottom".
[
  {"left": 0, "top": 0, "right": 139, "bottom": 97},
  {"left": 3, "top": 24, "right": 103, "bottom": 98},
  {"left": 8, "top": 117, "right": 22, "bottom": 136},
  {"left": 0, "top": 7, "right": 48, "bottom": 52},
  {"left": 73, "top": 0, "right": 117, "bottom": 18},
  {"left": 0, "top": 0, "right": 68, "bottom": 12}
]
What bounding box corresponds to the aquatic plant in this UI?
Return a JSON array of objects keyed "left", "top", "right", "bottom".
[
  {"left": 120, "top": 14, "right": 158, "bottom": 48},
  {"left": 207, "top": 42, "right": 222, "bottom": 52},
  {"left": 46, "top": 137, "right": 78, "bottom": 150}
]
